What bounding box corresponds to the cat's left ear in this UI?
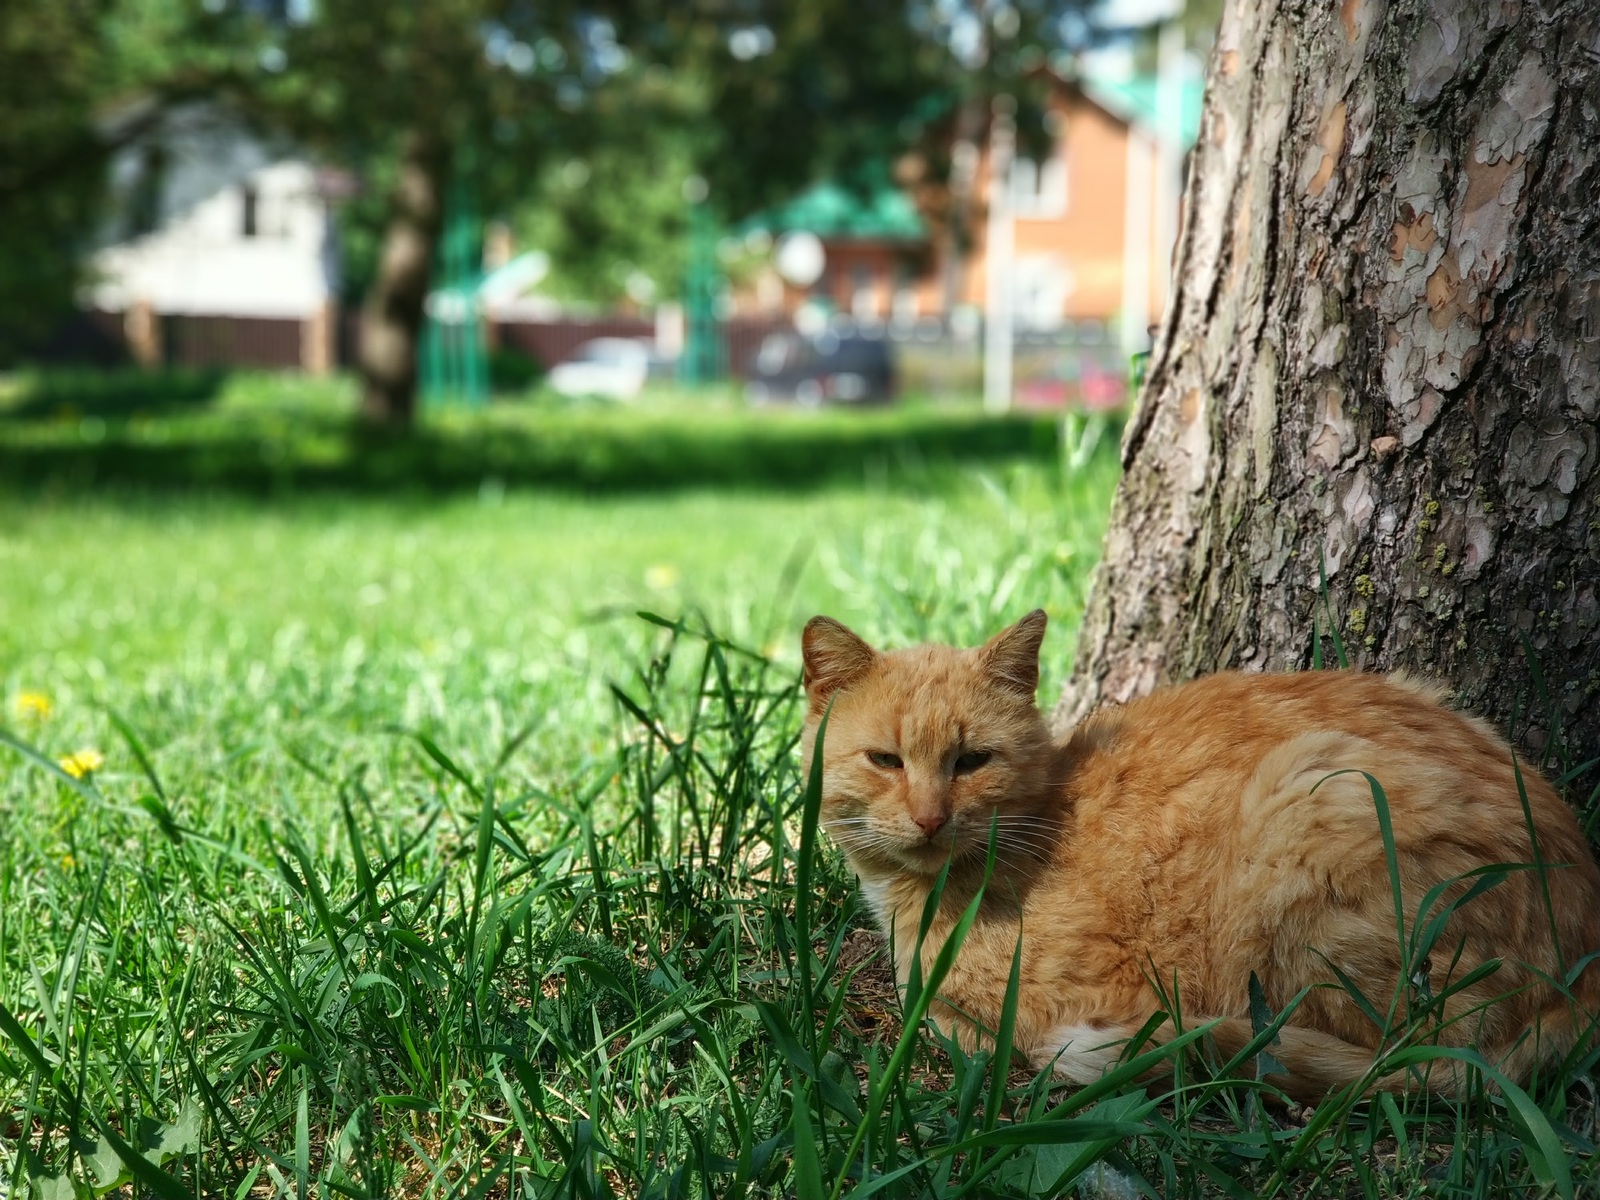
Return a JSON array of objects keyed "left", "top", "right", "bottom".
[{"left": 980, "top": 609, "right": 1047, "bottom": 698}]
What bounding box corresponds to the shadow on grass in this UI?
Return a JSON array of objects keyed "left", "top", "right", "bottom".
[
  {"left": 3, "top": 368, "right": 228, "bottom": 420},
  {"left": 1, "top": 377, "right": 1076, "bottom": 496}
]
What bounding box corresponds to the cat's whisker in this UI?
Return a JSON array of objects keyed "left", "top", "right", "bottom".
[
  {"left": 993, "top": 832, "right": 1052, "bottom": 850},
  {"left": 988, "top": 826, "right": 1047, "bottom": 840},
  {"left": 988, "top": 829, "right": 1060, "bottom": 844},
  {"left": 1002, "top": 836, "right": 1056, "bottom": 856},
  {"left": 996, "top": 843, "right": 1051, "bottom": 865},
  {"left": 982, "top": 830, "right": 1055, "bottom": 856}
]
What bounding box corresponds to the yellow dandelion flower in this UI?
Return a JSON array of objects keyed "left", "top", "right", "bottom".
[
  {"left": 60, "top": 854, "right": 76, "bottom": 871},
  {"left": 58, "top": 748, "right": 105, "bottom": 779},
  {"left": 13, "top": 691, "right": 52, "bottom": 719},
  {"left": 644, "top": 564, "right": 681, "bottom": 590}
]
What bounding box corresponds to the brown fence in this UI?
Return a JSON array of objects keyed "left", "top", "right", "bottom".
[
  {"left": 162, "top": 314, "right": 303, "bottom": 370},
  {"left": 492, "top": 316, "right": 652, "bottom": 369},
  {"left": 44, "top": 308, "right": 791, "bottom": 380},
  {"left": 487, "top": 315, "right": 788, "bottom": 379},
  {"left": 724, "top": 318, "right": 788, "bottom": 378}
]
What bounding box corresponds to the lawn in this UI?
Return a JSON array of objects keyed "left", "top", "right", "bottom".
[
  {"left": 0, "top": 371, "right": 1064, "bottom": 494},
  {"left": 0, "top": 385, "right": 1593, "bottom": 1198}
]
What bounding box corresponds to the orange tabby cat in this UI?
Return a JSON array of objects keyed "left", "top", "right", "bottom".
[{"left": 800, "top": 610, "right": 1600, "bottom": 1100}]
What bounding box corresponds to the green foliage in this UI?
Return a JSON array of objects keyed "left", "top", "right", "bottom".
[
  {"left": 2, "top": 0, "right": 1103, "bottom": 412},
  {"left": 0, "top": 0, "right": 110, "bottom": 362},
  {"left": 329, "top": 151, "right": 400, "bottom": 306},
  {"left": 0, "top": 0, "right": 248, "bottom": 364},
  {"left": 0, "top": 367, "right": 224, "bottom": 417},
  {"left": 0, "top": 371, "right": 1066, "bottom": 494},
  {"left": 514, "top": 121, "right": 699, "bottom": 307},
  {"left": 487, "top": 345, "right": 544, "bottom": 393},
  {"left": 174, "top": 1, "right": 1092, "bottom": 298}
]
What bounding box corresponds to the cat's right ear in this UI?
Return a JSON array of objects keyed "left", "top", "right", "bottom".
[{"left": 801, "top": 616, "right": 876, "bottom": 707}]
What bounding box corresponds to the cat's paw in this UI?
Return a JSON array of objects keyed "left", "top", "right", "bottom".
[{"left": 1033, "top": 1022, "right": 1131, "bottom": 1084}]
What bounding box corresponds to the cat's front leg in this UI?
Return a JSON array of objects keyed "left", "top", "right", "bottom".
[{"left": 1028, "top": 1022, "right": 1143, "bottom": 1084}]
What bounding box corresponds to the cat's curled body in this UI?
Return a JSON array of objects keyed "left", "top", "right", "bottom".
[{"left": 800, "top": 610, "right": 1600, "bottom": 1100}]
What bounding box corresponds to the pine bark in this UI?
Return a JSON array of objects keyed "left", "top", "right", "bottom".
[
  {"left": 1058, "top": 0, "right": 1600, "bottom": 774},
  {"left": 359, "top": 135, "right": 448, "bottom": 425}
]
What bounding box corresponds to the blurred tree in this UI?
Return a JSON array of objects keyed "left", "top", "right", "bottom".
[
  {"left": 0, "top": 0, "right": 112, "bottom": 362},
  {"left": 198, "top": 0, "right": 1095, "bottom": 424},
  {"left": 511, "top": 115, "right": 698, "bottom": 311},
  {"left": 4, "top": 1, "right": 1099, "bottom": 410},
  {"left": 0, "top": 0, "right": 247, "bottom": 363}
]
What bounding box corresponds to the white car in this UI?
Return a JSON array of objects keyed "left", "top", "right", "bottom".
[{"left": 547, "top": 338, "right": 651, "bottom": 400}]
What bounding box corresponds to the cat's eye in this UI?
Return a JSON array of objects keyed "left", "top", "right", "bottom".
[
  {"left": 953, "top": 750, "right": 992, "bottom": 776},
  {"left": 867, "top": 751, "right": 903, "bottom": 770}
]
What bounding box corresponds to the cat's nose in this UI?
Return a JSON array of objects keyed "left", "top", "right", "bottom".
[{"left": 912, "top": 813, "right": 947, "bottom": 837}]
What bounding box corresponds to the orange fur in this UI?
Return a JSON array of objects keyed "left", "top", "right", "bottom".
[{"left": 800, "top": 611, "right": 1600, "bottom": 1102}]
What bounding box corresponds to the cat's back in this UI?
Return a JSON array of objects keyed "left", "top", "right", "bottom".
[
  {"left": 1065, "top": 668, "right": 1540, "bottom": 816},
  {"left": 1052, "top": 669, "right": 1600, "bottom": 1028},
  {"left": 1056, "top": 672, "right": 1593, "bottom": 870},
  {"left": 1073, "top": 670, "right": 1479, "bottom": 761}
]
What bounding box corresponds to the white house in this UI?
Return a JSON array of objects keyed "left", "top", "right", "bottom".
[{"left": 89, "top": 105, "right": 341, "bottom": 368}]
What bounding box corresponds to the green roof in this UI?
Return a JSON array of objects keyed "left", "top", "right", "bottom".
[
  {"left": 1081, "top": 74, "right": 1206, "bottom": 148},
  {"left": 740, "top": 180, "right": 926, "bottom": 242}
]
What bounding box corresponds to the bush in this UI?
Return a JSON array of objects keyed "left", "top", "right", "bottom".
[{"left": 488, "top": 345, "right": 543, "bottom": 393}]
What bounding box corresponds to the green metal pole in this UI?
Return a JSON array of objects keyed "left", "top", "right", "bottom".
[
  {"left": 680, "top": 189, "right": 724, "bottom": 386},
  {"left": 423, "top": 162, "right": 486, "bottom": 411}
]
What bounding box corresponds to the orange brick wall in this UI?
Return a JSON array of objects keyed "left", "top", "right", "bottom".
[
  {"left": 943, "top": 86, "right": 1170, "bottom": 328},
  {"left": 733, "top": 84, "right": 1173, "bottom": 332}
]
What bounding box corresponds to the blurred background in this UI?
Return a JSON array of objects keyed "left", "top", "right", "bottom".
[
  {"left": 1, "top": 0, "right": 1224, "bottom": 727},
  {"left": 1, "top": 0, "right": 1216, "bottom": 425}
]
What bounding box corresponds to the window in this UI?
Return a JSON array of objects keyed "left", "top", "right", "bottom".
[
  {"left": 1011, "top": 156, "right": 1038, "bottom": 203},
  {"left": 1011, "top": 154, "right": 1067, "bottom": 219},
  {"left": 851, "top": 265, "right": 878, "bottom": 318},
  {"left": 1013, "top": 255, "right": 1073, "bottom": 329},
  {"left": 127, "top": 145, "right": 168, "bottom": 238},
  {"left": 891, "top": 263, "right": 919, "bottom": 320},
  {"left": 241, "top": 184, "right": 259, "bottom": 238}
]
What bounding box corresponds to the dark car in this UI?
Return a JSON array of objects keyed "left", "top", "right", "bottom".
[{"left": 745, "top": 330, "right": 896, "bottom": 406}]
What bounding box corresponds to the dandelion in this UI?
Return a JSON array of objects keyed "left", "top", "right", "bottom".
[
  {"left": 644, "top": 564, "right": 681, "bottom": 590},
  {"left": 12, "top": 691, "right": 52, "bottom": 720},
  {"left": 58, "top": 748, "right": 104, "bottom": 779},
  {"left": 60, "top": 854, "right": 76, "bottom": 871}
]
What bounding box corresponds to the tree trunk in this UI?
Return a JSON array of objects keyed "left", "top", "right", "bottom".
[
  {"left": 1059, "top": 0, "right": 1600, "bottom": 776},
  {"left": 359, "top": 134, "right": 448, "bottom": 425}
]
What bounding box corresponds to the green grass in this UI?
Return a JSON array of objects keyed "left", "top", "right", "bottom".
[
  {"left": 0, "top": 371, "right": 1063, "bottom": 495},
  {"left": 0, "top": 394, "right": 1596, "bottom": 1198},
  {"left": 0, "top": 419, "right": 1125, "bottom": 1197}
]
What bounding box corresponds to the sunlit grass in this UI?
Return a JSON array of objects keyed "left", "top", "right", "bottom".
[
  {"left": 1, "top": 419, "right": 1596, "bottom": 1197},
  {"left": 0, "top": 369, "right": 1063, "bottom": 494},
  {"left": 0, "top": 447, "right": 1128, "bottom": 1196}
]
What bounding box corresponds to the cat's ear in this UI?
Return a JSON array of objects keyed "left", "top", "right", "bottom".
[
  {"left": 802, "top": 616, "right": 877, "bottom": 705},
  {"left": 980, "top": 609, "right": 1047, "bottom": 699}
]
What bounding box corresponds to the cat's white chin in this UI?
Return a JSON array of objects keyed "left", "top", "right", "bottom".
[{"left": 896, "top": 838, "right": 977, "bottom": 874}]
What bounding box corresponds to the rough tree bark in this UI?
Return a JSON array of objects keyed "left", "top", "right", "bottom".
[
  {"left": 1058, "top": 0, "right": 1600, "bottom": 773},
  {"left": 359, "top": 134, "right": 448, "bottom": 425}
]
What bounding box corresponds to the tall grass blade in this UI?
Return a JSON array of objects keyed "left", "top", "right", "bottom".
[{"left": 791, "top": 1084, "right": 827, "bottom": 1200}]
